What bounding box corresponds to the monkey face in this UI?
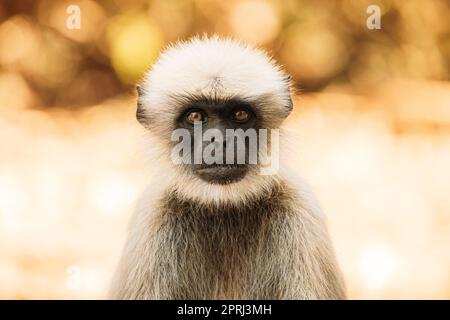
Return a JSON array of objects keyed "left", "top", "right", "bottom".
[
  {"left": 135, "top": 37, "right": 294, "bottom": 187},
  {"left": 174, "top": 97, "right": 260, "bottom": 185}
]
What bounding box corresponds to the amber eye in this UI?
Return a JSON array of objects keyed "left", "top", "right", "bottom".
[
  {"left": 186, "top": 110, "right": 206, "bottom": 124},
  {"left": 232, "top": 109, "right": 250, "bottom": 123}
]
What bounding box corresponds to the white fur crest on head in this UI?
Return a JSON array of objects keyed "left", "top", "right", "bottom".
[{"left": 139, "top": 35, "right": 291, "bottom": 114}]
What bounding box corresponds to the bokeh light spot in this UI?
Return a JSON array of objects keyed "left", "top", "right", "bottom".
[{"left": 107, "top": 14, "right": 163, "bottom": 84}]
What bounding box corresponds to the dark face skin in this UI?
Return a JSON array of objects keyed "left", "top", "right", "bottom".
[
  {"left": 137, "top": 85, "right": 293, "bottom": 185},
  {"left": 175, "top": 98, "right": 262, "bottom": 185}
]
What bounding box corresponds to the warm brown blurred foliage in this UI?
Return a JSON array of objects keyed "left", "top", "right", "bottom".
[
  {"left": 1, "top": 0, "right": 449, "bottom": 108},
  {"left": 0, "top": 0, "right": 450, "bottom": 299}
]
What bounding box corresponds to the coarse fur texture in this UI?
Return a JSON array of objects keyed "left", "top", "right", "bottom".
[{"left": 109, "top": 36, "right": 346, "bottom": 299}]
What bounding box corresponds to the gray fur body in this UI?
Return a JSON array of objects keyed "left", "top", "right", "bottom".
[{"left": 109, "top": 179, "right": 346, "bottom": 299}]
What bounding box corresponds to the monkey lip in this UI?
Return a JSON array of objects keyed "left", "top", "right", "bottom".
[
  {"left": 194, "top": 164, "right": 248, "bottom": 184},
  {"left": 196, "top": 163, "right": 245, "bottom": 170}
]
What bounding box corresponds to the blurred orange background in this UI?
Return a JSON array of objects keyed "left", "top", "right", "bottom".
[{"left": 0, "top": 0, "right": 450, "bottom": 299}]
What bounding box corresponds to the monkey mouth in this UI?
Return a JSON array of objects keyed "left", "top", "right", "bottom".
[{"left": 193, "top": 164, "right": 249, "bottom": 185}]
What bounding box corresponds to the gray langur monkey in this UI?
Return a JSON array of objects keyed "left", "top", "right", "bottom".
[{"left": 109, "top": 36, "right": 346, "bottom": 299}]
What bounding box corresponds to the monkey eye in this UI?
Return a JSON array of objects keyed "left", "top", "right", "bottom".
[
  {"left": 231, "top": 109, "right": 251, "bottom": 123},
  {"left": 186, "top": 110, "right": 207, "bottom": 124}
]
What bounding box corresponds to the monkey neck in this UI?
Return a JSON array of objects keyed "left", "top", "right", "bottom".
[{"left": 163, "top": 180, "right": 294, "bottom": 219}]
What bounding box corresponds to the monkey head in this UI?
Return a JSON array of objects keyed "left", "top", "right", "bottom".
[{"left": 136, "top": 37, "right": 293, "bottom": 202}]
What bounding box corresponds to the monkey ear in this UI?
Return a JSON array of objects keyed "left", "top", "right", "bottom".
[
  {"left": 285, "top": 99, "right": 293, "bottom": 117},
  {"left": 136, "top": 84, "right": 143, "bottom": 96},
  {"left": 284, "top": 76, "right": 294, "bottom": 116},
  {"left": 286, "top": 90, "right": 293, "bottom": 114},
  {"left": 136, "top": 85, "right": 151, "bottom": 129}
]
